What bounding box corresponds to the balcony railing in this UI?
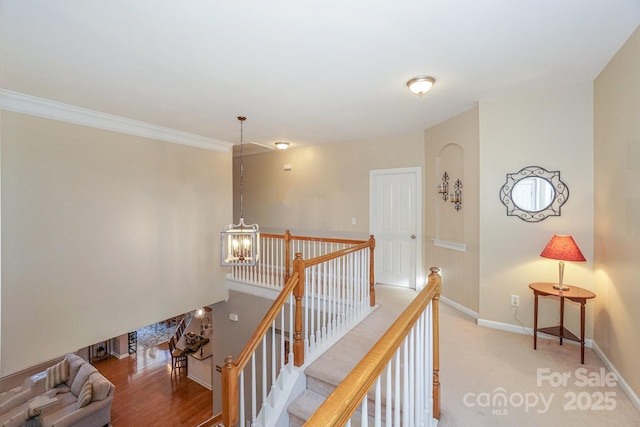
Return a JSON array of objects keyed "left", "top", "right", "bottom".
[
  {"left": 229, "top": 230, "right": 369, "bottom": 289},
  {"left": 221, "top": 234, "right": 376, "bottom": 427}
]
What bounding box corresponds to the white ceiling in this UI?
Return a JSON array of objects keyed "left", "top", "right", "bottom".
[{"left": 1, "top": 1, "right": 639, "bottom": 149}]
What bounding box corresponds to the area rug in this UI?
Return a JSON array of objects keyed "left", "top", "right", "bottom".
[{"left": 136, "top": 312, "right": 194, "bottom": 353}]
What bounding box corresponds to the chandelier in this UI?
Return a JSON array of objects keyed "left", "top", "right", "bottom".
[{"left": 220, "top": 117, "right": 260, "bottom": 266}]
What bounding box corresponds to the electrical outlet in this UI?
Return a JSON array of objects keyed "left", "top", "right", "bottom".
[{"left": 510, "top": 295, "right": 520, "bottom": 307}]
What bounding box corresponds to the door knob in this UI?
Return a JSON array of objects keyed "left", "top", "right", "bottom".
[{"left": 411, "top": 234, "right": 416, "bottom": 239}]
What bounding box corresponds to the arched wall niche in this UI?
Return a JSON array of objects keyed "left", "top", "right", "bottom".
[{"left": 424, "top": 106, "right": 479, "bottom": 314}]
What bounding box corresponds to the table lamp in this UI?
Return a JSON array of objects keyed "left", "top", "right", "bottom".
[{"left": 540, "top": 235, "right": 586, "bottom": 291}]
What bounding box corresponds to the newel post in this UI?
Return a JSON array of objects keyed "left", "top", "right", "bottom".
[
  {"left": 284, "top": 230, "right": 292, "bottom": 283},
  {"left": 221, "top": 355, "right": 239, "bottom": 427},
  {"left": 429, "top": 266, "right": 442, "bottom": 419},
  {"left": 369, "top": 235, "right": 376, "bottom": 306},
  {"left": 293, "top": 253, "right": 305, "bottom": 367}
]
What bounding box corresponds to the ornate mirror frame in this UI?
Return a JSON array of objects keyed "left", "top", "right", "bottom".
[{"left": 499, "top": 165, "right": 569, "bottom": 222}]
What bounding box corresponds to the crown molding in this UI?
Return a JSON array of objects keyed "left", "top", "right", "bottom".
[{"left": 0, "top": 90, "right": 232, "bottom": 152}]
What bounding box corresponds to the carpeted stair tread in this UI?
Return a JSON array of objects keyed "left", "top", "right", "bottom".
[
  {"left": 287, "top": 389, "right": 327, "bottom": 427},
  {"left": 287, "top": 285, "right": 418, "bottom": 425},
  {"left": 287, "top": 389, "right": 378, "bottom": 427},
  {"left": 304, "top": 285, "right": 417, "bottom": 387}
]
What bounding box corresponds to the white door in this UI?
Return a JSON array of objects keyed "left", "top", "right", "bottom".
[{"left": 370, "top": 167, "right": 422, "bottom": 289}]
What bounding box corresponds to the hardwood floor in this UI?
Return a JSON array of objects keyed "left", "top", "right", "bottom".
[{"left": 94, "top": 343, "right": 215, "bottom": 427}]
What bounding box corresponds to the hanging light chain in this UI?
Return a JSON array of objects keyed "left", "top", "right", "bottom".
[{"left": 238, "top": 116, "right": 246, "bottom": 222}]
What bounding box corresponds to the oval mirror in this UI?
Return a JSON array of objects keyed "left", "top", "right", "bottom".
[
  {"left": 511, "top": 177, "right": 555, "bottom": 212},
  {"left": 499, "top": 166, "right": 569, "bottom": 222}
]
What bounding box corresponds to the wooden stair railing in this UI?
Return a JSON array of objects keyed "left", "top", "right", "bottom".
[
  {"left": 221, "top": 272, "right": 301, "bottom": 427},
  {"left": 292, "top": 235, "right": 376, "bottom": 315},
  {"left": 304, "top": 267, "right": 442, "bottom": 426},
  {"left": 283, "top": 233, "right": 374, "bottom": 284},
  {"left": 231, "top": 231, "right": 371, "bottom": 289},
  {"left": 220, "top": 235, "right": 377, "bottom": 427}
]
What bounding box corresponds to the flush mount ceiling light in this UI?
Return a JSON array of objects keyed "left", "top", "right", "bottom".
[
  {"left": 407, "top": 75, "right": 435, "bottom": 96},
  {"left": 275, "top": 141, "right": 289, "bottom": 150}
]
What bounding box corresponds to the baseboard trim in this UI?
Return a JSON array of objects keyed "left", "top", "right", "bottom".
[
  {"left": 110, "top": 351, "right": 130, "bottom": 360},
  {"left": 440, "top": 296, "right": 478, "bottom": 319},
  {"left": 591, "top": 341, "right": 640, "bottom": 413},
  {"left": 188, "top": 373, "right": 213, "bottom": 390},
  {"left": 476, "top": 318, "right": 593, "bottom": 348}
]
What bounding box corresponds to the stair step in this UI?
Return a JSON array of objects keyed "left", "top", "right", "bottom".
[
  {"left": 288, "top": 389, "right": 326, "bottom": 427},
  {"left": 306, "top": 374, "right": 338, "bottom": 398},
  {"left": 286, "top": 286, "right": 417, "bottom": 426},
  {"left": 287, "top": 389, "right": 379, "bottom": 427}
]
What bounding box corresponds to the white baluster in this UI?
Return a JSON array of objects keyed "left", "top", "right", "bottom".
[
  {"left": 375, "top": 376, "right": 382, "bottom": 427},
  {"left": 361, "top": 396, "right": 368, "bottom": 427},
  {"left": 270, "top": 320, "right": 276, "bottom": 400},
  {"left": 251, "top": 353, "right": 257, "bottom": 422},
  {"left": 409, "top": 328, "right": 415, "bottom": 427},
  {"left": 262, "top": 336, "right": 267, "bottom": 410},
  {"left": 321, "top": 260, "right": 327, "bottom": 339},
  {"left": 403, "top": 340, "right": 409, "bottom": 426},
  {"left": 394, "top": 352, "right": 401, "bottom": 426},
  {"left": 386, "top": 364, "right": 392, "bottom": 427},
  {"left": 239, "top": 370, "right": 245, "bottom": 427}
]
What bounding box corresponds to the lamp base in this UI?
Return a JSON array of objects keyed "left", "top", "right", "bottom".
[{"left": 553, "top": 284, "right": 570, "bottom": 291}]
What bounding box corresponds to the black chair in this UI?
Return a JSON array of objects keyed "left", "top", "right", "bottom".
[
  {"left": 168, "top": 336, "right": 187, "bottom": 373},
  {"left": 176, "top": 318, "right": 185, "bottom": 336},
  {"left": 175, "top": 319, "right": 186, "bottom": 342}
]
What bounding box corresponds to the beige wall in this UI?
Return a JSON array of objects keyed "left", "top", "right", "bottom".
[
  {"left": 236, "top": 132, "right": 425, "bottom": 239},
  {"left": 594, "top": 25, "right": 640, "bottom": 399},
  {"left": 424, "top": 107, "right": 480, "bottom": 312},
  {"left": 209, "top": 291, "right": 276, "bottom": 416},
  {"left": 1, "top": 111, "right": 231, "bottom": 376},
  {"left": 478, "top": 82, "right": 595, "bottom": 335}
]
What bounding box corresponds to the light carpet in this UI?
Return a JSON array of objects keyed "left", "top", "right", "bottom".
[
  {"left": 303, "top": 285, "right": 640, "bottom": 426},
  {"left": 438, "top": 299, "right": 640, "bottom": 426}
]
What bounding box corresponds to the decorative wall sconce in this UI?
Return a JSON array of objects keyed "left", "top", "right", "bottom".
[
  {"left": 450, "top": 179, "right": 463, "bottom": 211},
  {"left": 438, "top": 172, "right": 449, "bottom": 201}
]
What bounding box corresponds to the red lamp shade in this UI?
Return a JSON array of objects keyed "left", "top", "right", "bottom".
[{"left": 540, "top": 235, "right": 586, "bottom": 262}]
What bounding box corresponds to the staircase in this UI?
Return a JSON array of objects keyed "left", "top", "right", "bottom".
[{"left": 287, "top": 285, "right": 418, "bottom": 426}]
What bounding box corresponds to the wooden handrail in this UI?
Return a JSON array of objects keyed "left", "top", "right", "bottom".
[
  {"left": 259, "top": 231, "right": 367, "bottom": 245},
  {"left": 304, "top": 267, "right": 441, "bottom": 426},
  {"left": 260, "top": 230, "right": 366, "bottom": 245},
  {"left": 222, "top": 234, "right": 377, "bottom": 426},
  {"left": 221, "top": 273, "right": 300, "bottom": 427},
  {"left": 260, "top": 230, "right": 368, "bottom": 284},
  {"left": 235, "top": 272, "right": 300, "bottom": 370},
  {"left": 298, "top": 236, "right": 374, "bottom": 268}
]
